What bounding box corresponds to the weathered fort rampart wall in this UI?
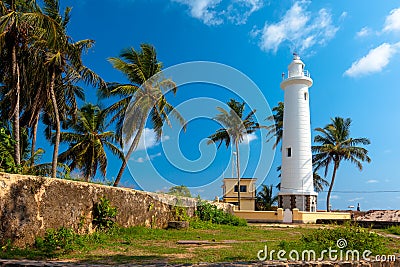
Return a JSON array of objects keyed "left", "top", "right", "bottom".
[{"left": 0, "top": 172, "right": 232, "bottom": 246}]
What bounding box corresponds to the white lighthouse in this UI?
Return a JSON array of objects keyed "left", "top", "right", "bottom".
[{"left": 278, "top": 54, "right": 317, "bottom": 212}]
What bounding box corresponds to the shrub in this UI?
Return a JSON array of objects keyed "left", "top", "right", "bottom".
[
  {"left": 35, "top": 227, "right": 76, "bottom": 254},
  {"left": 93, "top": 196, "right": 118, "bottom": 230},
  {"left": 280, "top": 224, "right": 389, "bottom": 256},
  {"left": 195, "top": 202, "right": 247, "bottom": 226}
]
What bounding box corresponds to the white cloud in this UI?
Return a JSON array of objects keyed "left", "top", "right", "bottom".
[
  {"left": 135, "top": 157, "right": 145, "bottom": 163},
  {"left": 383, "top": 8, "right": 400, "bottom": 33},
  {"left": 162, "top": 135, "right": 171, "bottom": 142},
  {"left": 226, "top": 0, "right": 264, "bottom": 25},
  {"left": 348, "top": 197, "right": 364, "bottom": 202},
  {"left": 133, "top": 152, "right": 162, "bottom": 163},
  {"left": 241, "top": 133, "right": 258, "bottom": 145},
  {"left": 339, "top": 11, "right": 347, "bottom": 21},
  {"left": 254, "top": 1, "right": 339, "bottom": 53},
  {"left": 366, "top": 179, "right": 379, "bottom": 184},
  {"left": 356, "top": 27, "right": 372, "bottom": 38},
  {"left": 136, "top": 128, "right": 158, "bottom": 151},
  {"left": 173, "top": 0, "right": 223, "bottom": 25},
  {"left": 331, "top": 195, "right": 340, "bottom": 200},
  {"left": 344, "top": 42, "right": 400, "bottom": 77},
  {"left": 172, "top": 0, "right": 263, "bottom": 25}
]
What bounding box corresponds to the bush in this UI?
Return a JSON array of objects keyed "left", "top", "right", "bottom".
[
  {"left": 280, "top": 224, "right": 389, "bottom": 256},
  {"left": 195, "top": 202, "right": 247, "bottom": 226},
  {"left": 93, "top": 196, "right": 118, "bottom": 230},
  {"left": 35, "top": 227, "right": 76, "bottom": 254}
]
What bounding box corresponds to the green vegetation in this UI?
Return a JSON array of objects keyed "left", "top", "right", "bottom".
[
  {"left": 92, "top": 197, "right": 118, "bottom": 230},
  {"left": 280, "top": 224, "right": 390, "bottom": 256},
  {"left": 386, "top": 226, "right": 400, "bottom": 235},
  {"left": 0, "top": 224, "right": 398, "bottom": 264},
  {"left": 256, "top": 184, "right": 278, "bottom": 211},
  {"left": 168, "top": 185, "right": 192, "bottom": 197},
  {"left": 100, "top": 44, "right": 185, "bottom": 186},
  {"left": 195, "top": 202, "right": 247, "bottom": 226},
  {"left": 58, "top": 104, "right": 123, "bottom": 182}
]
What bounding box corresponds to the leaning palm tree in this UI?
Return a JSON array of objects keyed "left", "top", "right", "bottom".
[
  {"left": 265, "top": 101, "right": 284, "bottom": 150},
  {"left": 101, "top": 44, "right": 184, "bottom": 187},
  {"left": 58, "top": 104, "right": 123, "bottom": 182},
  {"left": 207, "top": 99, "right": 263, "bottom": 210},
  {"left": 312, "top": 117, "right": 371, "bottom": 211}
]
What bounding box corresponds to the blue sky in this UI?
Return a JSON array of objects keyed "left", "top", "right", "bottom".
[{"left": 37, "top": 0, "right": 400, "bottom": 210}]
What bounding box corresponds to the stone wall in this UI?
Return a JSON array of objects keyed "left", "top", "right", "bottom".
[{"left": 0, "top": 173, "right": 233, "bottom": 247}]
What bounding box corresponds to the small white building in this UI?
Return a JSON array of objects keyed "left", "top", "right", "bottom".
[{"left": 278, "top": 54, "right": 317, "bottom": 212}]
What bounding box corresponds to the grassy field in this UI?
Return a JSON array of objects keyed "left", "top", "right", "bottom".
[{"left": 1, "top": 223, "right": 400, "bottom": 265}]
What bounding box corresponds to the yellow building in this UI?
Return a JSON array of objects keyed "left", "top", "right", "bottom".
[{"left": 222, "top": 178, "right": 256, "bottom": 210}]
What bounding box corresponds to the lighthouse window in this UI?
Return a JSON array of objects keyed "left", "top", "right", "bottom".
[
  {"left": 304, "top": 92, "right": 308, "bottom": 100},
  {"left": 286, "top": 147, "right": 292, "bottom": 157}
]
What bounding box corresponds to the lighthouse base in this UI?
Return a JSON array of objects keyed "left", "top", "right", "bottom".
[{"left": 278, "top": 194, "right": 317, "bottom": 212}]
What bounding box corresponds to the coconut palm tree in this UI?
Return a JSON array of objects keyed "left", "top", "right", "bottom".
[
  {"left": 58, "top": 104, "right": 123, "bottom": 182},
  {"left": 101, "top": 44, "right": 185, "bottom": 187},
  {"left": 312, "top": 117, "right": 371, "bottom": 211},
  {"left": 41, "top": 0, "right": 103, "bottom": 178},
  {"left": 256, "top": 184, "right": 278, "bottom": 211},
  {"left": 0, "top": 0, "right": 37, "bottom": 166},
  {"left": 207, "top": 99, "right": 263, "bottom": 210},
  {"left": 265, "top": 101, "right": 284, "bottom": 150},
  {"left": 0, "top": 120, "right": 68, "bottom": 176},
  {"left": 0, "top": 0, "right": 60, "bottom": 166}
]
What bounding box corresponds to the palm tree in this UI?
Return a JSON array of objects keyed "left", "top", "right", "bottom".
[
  {"left": 0, "top": 121, "right": 68, "bottom": 176},
  {"left": 312, "top": 117, "right": 371, "bottom": 211},
  {"left": 207, "top": 99, "right": 263, "bottom": 210},
  {"left": 41, "top": 0, "right": 103, "bottom": 178},
  {"left": 58, "top": 104, "right": 123, "bottom": 182},
  {"left": 312, "top": 171, "right": 329, "bottom": 193},
  {"left": 0, "top": 0, "right": 36, "bottom": 166},
  {"left": 0, "top": 0, "right": 59, "bottom": 166},
  {"left": 266, "top": 101, "right": 284, "bottom": 150},
  {"left": 101, "top": 44, "right": 185, "bottom": 187},
  {"left": 256, "top": 184, "right": 278, "bottom": 211}
]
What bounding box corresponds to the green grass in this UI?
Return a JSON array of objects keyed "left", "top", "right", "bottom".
[
  {"left": 1, "top": 223, "right": 399, "bottom": 264},
  {"left": 385, "top": 226, "right": 400, "bottom": 236}
]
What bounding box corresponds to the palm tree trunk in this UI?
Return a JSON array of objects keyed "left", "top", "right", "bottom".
[
  {"left": 235, "top": 140, "right": 241, "bottom": 211},
  {"left": 30, "top": 113, "right": 39, "bottom": 167},
  {"left": 113, "top": 116, "right": 146, "bottom": 187},
  {"left": 326, "top": 160, "right": 339, "bottom": 212},
  {"left": 11, "top": 44, "right": 21, "bottom": 166},
  {"left": 49, "top": 70, "right": 60, "bottom": 178}
]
